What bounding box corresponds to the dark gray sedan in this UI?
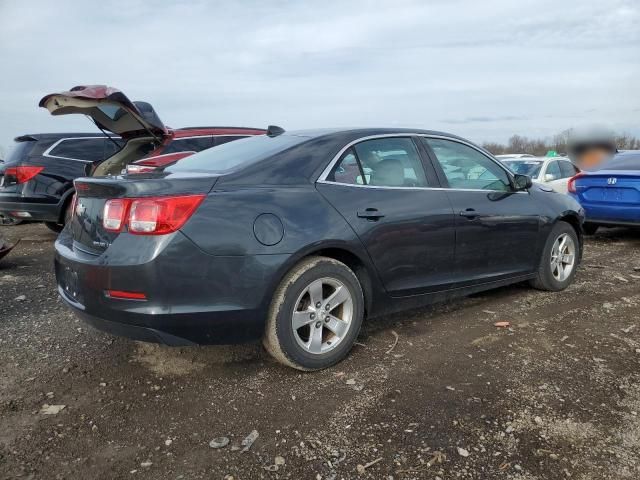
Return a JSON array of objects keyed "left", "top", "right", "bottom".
[{"left": 55, "top": 127, "right": 584, "bottom": 370}]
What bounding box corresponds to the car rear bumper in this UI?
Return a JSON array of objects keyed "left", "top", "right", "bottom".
[
  {"left": 580, "top": 202, "right": 640, "bottom": 227},
  {"left": 0, "top": 195, "right": 62, "bottom": 222},
  {"left": 54, "top": 228, "right": 288, "bottom": 345}
]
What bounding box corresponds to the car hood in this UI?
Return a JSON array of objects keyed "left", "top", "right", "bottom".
[{"left": 39, "top": 85, "right": 167, "bottom": 139}]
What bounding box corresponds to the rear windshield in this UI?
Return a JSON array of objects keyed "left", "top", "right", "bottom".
[
  {"left": 3, "top": 140, "right": 36, "bottom": 166},
  {"left": 602, "top": 153, "right": 640, "bottom": 171},
  {"left": 168, "top": 134, "right": 307, "bottom": 173},
  {"left": 503, "top": 160, "right": 544, "bottom": 177}
]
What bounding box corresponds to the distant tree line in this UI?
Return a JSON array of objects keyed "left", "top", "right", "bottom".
[{"left": 482, "top": 131, "right": 640, "bottom": 156}]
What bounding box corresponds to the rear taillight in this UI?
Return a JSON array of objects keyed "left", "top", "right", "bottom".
[
  {"left": 102, "top": 195, "right": 204, "bottom": 235},
  {"left": 567, "top": 172, "right": 584, "bottom": 194},
  {"left": 4, "top": 166, "right": 44, "bottom": 184},
  {"left": 103, "top": 199, "right": 129, "bottom": 232},
  {"left": 126, "top": 164, "right": 157, "bottom": 174},
  {"left": 127, "top": 152, "right": 196, "bottom": 175}
]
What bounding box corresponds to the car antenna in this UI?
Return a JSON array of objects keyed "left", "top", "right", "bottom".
[
  {"left": 266, "top": 125, "right": 285, "bottom": 137},
  {"left": 87, "top": 116, "right": 123, "bottom": 151}
]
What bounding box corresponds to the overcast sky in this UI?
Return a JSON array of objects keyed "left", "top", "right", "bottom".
[{"left": 0, "top": 0, "right": 638, "bottom": 153}]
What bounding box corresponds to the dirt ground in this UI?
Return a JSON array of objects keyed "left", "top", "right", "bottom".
[{"left": 1, "top": 223, "right": 639, "bottom": 480}]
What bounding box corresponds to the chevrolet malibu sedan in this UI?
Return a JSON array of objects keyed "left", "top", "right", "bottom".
[{"left": 55, "top": 128, "right": 584, "bottom": 370}]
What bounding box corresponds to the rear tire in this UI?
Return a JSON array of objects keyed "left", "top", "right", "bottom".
[
  {"left": 45, "top": 198, "right": 73, "bottom": 234},
  {"left": 529, "top": 222, "right": 580, "bottom": 291},
  {"left": 263, "top": 256, "right": 364, "bottom": 371},
  {"left": 583, "top": 223, "right": 599, "bottom": 235},
  {"left": 0, "top": 213, "right": 22, "bottom": 226}
]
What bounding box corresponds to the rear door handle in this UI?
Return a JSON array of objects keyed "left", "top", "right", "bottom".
[
  {"left": 459, "top": 208, "right": 478, "bottom": 219},
  {"left": 357, "top": 208, "right": 385, "bottom": 220}
]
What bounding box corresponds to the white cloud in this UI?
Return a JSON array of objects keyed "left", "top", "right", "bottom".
[{"left": 0, "top": 0, "right": 638, "bottom": 151}]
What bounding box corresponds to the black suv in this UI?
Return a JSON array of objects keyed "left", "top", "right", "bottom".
[{"left": 0, "top": 133, "right": 124, "bottom": 230}]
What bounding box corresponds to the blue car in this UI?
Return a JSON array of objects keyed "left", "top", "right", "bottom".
[{"left": 569, "top": 150, "right": 640, "bottom": 234}]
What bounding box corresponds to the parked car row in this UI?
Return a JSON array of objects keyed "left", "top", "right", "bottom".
[
  {"left": 8, "top": 84, "right": 638, "bottom": 370},
  {"left": 0, "top": 86, "right": 265, "bottom": 231}
]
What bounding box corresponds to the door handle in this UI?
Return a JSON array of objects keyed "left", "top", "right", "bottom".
[
  {"left": 459, "top": 208, "right": 479, "bottom": 219},
  {"left": 357, "top": 208, "right": 385, "bottom": 220}
]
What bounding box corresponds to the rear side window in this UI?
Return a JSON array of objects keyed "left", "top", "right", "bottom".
[
  {"left": 163, "top": 136, "right": 214, "bottom": 154},
  {"left": 559, "top": 161, "right": 579, "bottom": 178},
  {"left": 46, "top": 138, "right": 109, "bottom": 161},
  {"left": 168, "top": 134, "right": 306, "bottom": 173},
  {"left": 329, "top": 137, "right": 428, "bottom": 187},
  {"left": 545, "top": 161, "right": 561, "bottom": 180}
]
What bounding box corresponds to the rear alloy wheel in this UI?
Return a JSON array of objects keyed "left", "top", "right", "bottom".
[
  {"left": 530, "top": 222, "right": 579, "bottom": 291},
  {"left": 0, "top": 213, "right": 22, "bottom": 226},
  {"left": 264, "top": 256, "right": 364, "bottom": 371}
]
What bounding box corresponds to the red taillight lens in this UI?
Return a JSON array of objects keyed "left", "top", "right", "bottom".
[
  {"left": 5, "top": 166, "right": 44, "bottom": 184},
  {"left": 126, "top": 164, "right": 157, "bottom": 174},
  {"left": 101, "top": 195, "right": 204, "bottom": 235},
  {"left": 103, "top": 199, "right": 129, "bottom": 232},
  {"left": 567, "top": 172, "right": 584, "bottom": 194},
  {"left": 128, "top": 195, "right": 205, "bottom": 235},
  {"left": 106, "top": 290, "right": 147, "bottom": 300}
]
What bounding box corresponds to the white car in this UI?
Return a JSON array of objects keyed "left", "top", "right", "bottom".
[
  {"left": 499, "top": 157, "right": 580, "bottom": 193},
  {"left": 495, "top": 154, "right": 536, "bottom": 159}
]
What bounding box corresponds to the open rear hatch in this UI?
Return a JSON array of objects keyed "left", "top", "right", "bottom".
[{"left": 39, "top": 85, "right": 167, "bottom": 140}]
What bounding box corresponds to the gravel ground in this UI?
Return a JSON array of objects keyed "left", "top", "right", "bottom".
[{"left": 1, "top": 223, "right": 639, "bottom": 480}]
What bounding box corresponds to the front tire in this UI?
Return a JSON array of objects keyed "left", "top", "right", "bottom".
[
  {"left": 529, "top": 222, "right": 580, "bottom": 291},
  {"left": 263, "top": 256, "right": 364, "bottom": 371}
]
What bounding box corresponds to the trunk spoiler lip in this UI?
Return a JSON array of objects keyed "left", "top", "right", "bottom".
[{"left": 74, "top": 171, "right": 222, "bottom": 197}]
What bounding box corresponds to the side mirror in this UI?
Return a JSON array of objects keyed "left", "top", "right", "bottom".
[
  {"left": 513, "top": 174, "right": 532, "bottom": 191},
  {"left": 544, "top": 173, "right": 556, "bottom": 182}
]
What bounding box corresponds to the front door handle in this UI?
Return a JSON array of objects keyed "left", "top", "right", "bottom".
[
  {"left": 459, "top": 208, "right": 479, "bottom": 219},
  {"left": 357, "top": 208, "right": 385, "bottom": 220}
]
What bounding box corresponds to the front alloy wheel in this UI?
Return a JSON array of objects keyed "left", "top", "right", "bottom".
[{"left": 550, "top": 233, "right": 576, "bottom": 282}]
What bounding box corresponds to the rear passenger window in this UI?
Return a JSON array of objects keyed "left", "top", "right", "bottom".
[
  {"left": 545, "top": 161, "right": 561, "bottom": 180},
  {"left": 559, "top": 161, "right": 579, "bottom": 178},
  {"left": 162, "top": 137, "right": 214, "bottom": 154},
  {"left": 329, "top": 137, "right": 428, "bottom": 187},
  {"left": 47, "top": 138, "right": 109, "bottom": 161}
]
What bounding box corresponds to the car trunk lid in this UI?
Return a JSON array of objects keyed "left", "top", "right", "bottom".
[
  {"left": 71, "top": 172, "right": 219, "bottom": 255},
  {"left": 39, "top": 85, "right": 167, "bottom": 140}
]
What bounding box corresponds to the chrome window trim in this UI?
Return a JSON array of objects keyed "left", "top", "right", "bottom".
[
  {"left": 43, "top": 136, "right": 121, "bottom": 162},
  {"left": 316, "top": 132, "right": 525, "bottom": 194}
]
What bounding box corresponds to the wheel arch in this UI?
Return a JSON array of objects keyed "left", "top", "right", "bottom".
[
  {"left": 269, "top": 242, "right": 380, "bottom": 318},
  {"left": 56, "top": 187, "right": 76, "bottom": 224},
  {"left": 555, "top": 212, "right": 584, "bottom": 259}
]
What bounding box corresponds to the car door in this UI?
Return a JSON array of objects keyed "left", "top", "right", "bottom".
[
  {"left": 553, "top": 160, "right": 580, "bottom": 194},
  {"left": 422, "top": 137, "right": 542, "bottom": 285},
  {"left": 316, "top": 136, "right": 456, "bottom": 296},
  {"left": 543, "top": 160, "right": 566, "bottom": 192}
]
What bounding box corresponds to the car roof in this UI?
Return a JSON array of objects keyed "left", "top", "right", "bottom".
[
  {"left": 15, "top": 132, "right": 105, "bottom": 142},
  {"left": 171, "top": 127, "right": 266, "bottom": 138},
  {"left": 279, "top": 127, "right": 473, "bottom": 141}
]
